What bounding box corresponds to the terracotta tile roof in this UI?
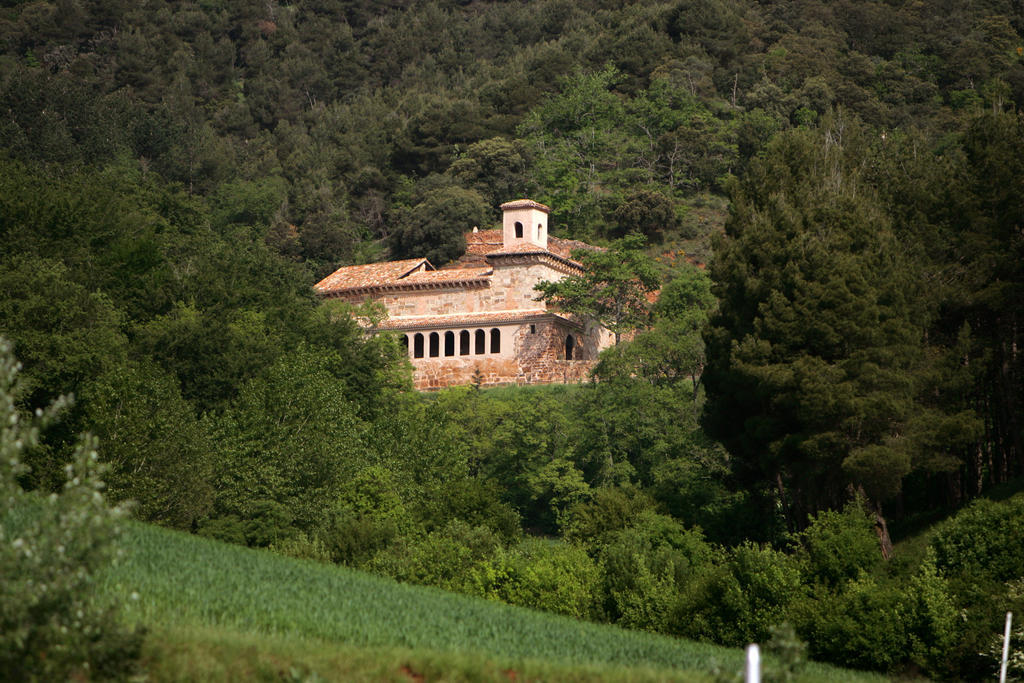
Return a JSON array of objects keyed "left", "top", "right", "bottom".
[
  {"left": 315, "top": 228, "right": 604, "bottom": 296},
  {"left": 500, "top": 199, "right": 550, "bottom": 212},
  {"left": 485, "top": 238, "right": 550, "bottom": 257},
  {"left": 484, "top": 238, "right": 596, "bottom": 271},
  {"left": 316, "top": 259, "right": 494, "bottom": 296},
  {"left": 315, "top": 258, "right": 430, "bottom": 294},
  {"left": 465, "top": 229, "right": 504, "bottom": 255},
  {"left": 548, "top": 235, "right": 602, "bottom": 260},
  {"left": 375, "top": 309, "right": 582, "bottom": 331},
  {"left": 440, "top": 253, "right": 491, "bottom": 269},
  {"left": 462, "top": 229, "right": 599, "bottom": 261},
  {"left": 400, "top": 266, "right": 493, "bottom": 284}
]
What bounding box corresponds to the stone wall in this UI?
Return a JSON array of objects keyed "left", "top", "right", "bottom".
[
  {"left": 411, "top": 356, "right": 597, "bottom": 390},
  {"left": 409, "top": 320, "right": 598, "bottom": 390},
  {"left": 359, "top": 260, "right": 568, "bottom": 318},
  {"left": 514, "top": 319, "right": 598, "bottom": 384},
  {"left": 377, "top": 285, "right": 495, "bottom": 316},
  {"left": 489, "top": 261, "right": 568, "bottom": 310}
]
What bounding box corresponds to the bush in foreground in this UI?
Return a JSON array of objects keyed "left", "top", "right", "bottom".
[{"left": 0, "top": 338, "right": 143, "bottom": 680}]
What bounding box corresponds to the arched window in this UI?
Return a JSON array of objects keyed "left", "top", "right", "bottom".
[
  {"left": 537, "top": 223, "right": 543, "bottom": 240},
  {"left": 490, "top": 328, "right": 501, "bottom": 353},
  {"left": 475, "top": 329, "right": 486, "bottom": 354},
  {"left": 413, "top": 333, "right": 424, "bottom": 359},
  {"left": 460, "top": 330, "right": 470, "bottom": 355},
  {"left": 401, "top": 334, "right": 409, "bottom": 356},
  {"left": 444, "top": 331, "right": 455, "bottom": 357},
  {"left": 565, "top": 334, "right": 575, "bottom": 360},
  {"left": 429, "top": 332, "right": 440, "bottom": 358},
  {"left": 514, "top": 221, "right": 523, "bottom": 239}
]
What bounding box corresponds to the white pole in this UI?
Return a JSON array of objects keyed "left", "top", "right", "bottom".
[
  {"left": 746, "top": 643, "right": 761, "bottom": 683},
  {"left": 1001, "top": 611, "right": 1013, "bottom": 683}
]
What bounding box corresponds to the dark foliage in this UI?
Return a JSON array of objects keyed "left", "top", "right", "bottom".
[{"left": 2, "top": 1, "right": 1023, "bottom": 679}]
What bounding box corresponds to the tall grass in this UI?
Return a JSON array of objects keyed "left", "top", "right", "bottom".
[{"left": 99, "top": 522, "right": 883, "bottom": 681}]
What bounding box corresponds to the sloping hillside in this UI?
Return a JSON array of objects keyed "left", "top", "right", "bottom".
[{"left": 99, "top": 521, "right": 884, "bottom": 681}]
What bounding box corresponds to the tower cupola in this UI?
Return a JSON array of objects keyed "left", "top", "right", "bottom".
[{"left": 500, "top": 199, "right": 550, "bottom": 250}]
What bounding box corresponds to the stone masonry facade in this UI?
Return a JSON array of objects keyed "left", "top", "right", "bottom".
[
  {"left": 402, "top": 318, "right": 598, "bottom": 390},
  {"left": 315, "top": 199, "right": 612, "bottom": 390}
]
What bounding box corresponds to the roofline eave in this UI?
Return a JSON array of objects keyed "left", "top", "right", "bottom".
[
  {"left": 317, "top": 278, "right": 491, "bottom": 298},
  {"left": 484, "top": 250, "right": 584, "bottom": 273},
  {"left": 374, "top": 311, "right": 586, "bottom": 333}
]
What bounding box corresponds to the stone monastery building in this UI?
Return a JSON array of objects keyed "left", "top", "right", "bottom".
[{"left": 315, "top": 199, "right": 614, "bottom": 390}]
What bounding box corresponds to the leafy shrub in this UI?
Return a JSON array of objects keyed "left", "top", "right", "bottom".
[
  {"left": 197, "top": 499, "right": 296, "bottom": 547},
  {"left": 796, "top": 501, "right": 881, "bottom": 587},
  {"left": 195, "top": 513, "right": 247, "bottom": 545},
  {"left": 680, "top": 542, "right": 802, "bottom": 647},
  {"left": 79, "top": 362, "right": 214, "bottom": 529},
  {"left": 599, "top": 510, "right": 716, "bottom": 631},
  {"left": 689, "top": 487, "right": 785, "bottom": 547},
  {"left": 943, "top": 574, "right": 1024, "bottom": 680},
  {"left": 322, "top": 464, "right": 418, "bottom": 565},
  {"left": 928, "top": 494, "right": 1024, "bottom": 678},
  {"left": 206, "top": 349, "right": 372, "bottom": 542},
  {"left": 320, "top": 509, "right": 402, "bottom": 567},
  {"left": 931, "top": 494, "right": 1024, "bottom": 585},
  {"left": 792, "top": 574, "right": 908, "bottom": 672},
  {"left": 561, "top": 485, "right": 657, "bottom": 551},
  {"left": 472, "top": 538, "right": 603, "bottom": 620},
  {"left": 418, "top": 478, "right": 522, "bottom": 542},
  {"left": 790, "top": 548, "right": 959, "bottom": 676},
  {"left": 611, "top": 188, "right": 679, "bottom": 241},
  {"left": 0, "top": 339, "right": 143, "bottom": 680},
  {"left": 368, "top": 520, "right": 502, "bottom": 592},
  {"left": 388, "top": 184, "right": 488, "bottom": 266},
  {"left": 764, "top": 622, "right": 808, "bottom": 682},
  {"left": 982, "top": 580, "right": 1024, "bottom": 680},
  {"left": 607, "top": 552, "right": 679, "bottom": 632},
  {"left": 900, "top": 554, "right": 960, "bottom": 678}
]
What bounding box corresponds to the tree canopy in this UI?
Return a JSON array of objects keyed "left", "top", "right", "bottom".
[
  {"left": 1, "top": 2, "right": 1023, "bottom": 679},
  {"left": 534, "top": 234, "right": 660, "bottom": 344},
  {"left": 703, "top": 112, "right": 1009, "bottom": 535}
]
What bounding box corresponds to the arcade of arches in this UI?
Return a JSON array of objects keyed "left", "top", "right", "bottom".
[
  {"left": 402, "top": 328, "right": 502, "bottom": 359},
  {"left": 392, "top": 319, "right": 598, "bottom": 390}
]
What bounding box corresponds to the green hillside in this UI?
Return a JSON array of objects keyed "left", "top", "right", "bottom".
[
  {"left": 3, "top": 0, "right": 1023, "bottom": 679},
  {"left": 99, "top": 520, "right": 882, "bottom": 682}
]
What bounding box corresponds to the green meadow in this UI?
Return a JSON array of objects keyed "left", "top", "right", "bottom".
[{"left": 98, "top": 521, "right": 885, "bottom": 681}]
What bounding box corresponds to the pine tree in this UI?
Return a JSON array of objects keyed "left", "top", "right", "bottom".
[{"left": 703, "top": 113, "right": 963, "bottom": 545}]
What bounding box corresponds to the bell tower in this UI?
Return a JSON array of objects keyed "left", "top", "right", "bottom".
[{"left": 500, "top": 199, "right": 550, "bottom": 250}]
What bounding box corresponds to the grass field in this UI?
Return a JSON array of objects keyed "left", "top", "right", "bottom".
[{"left": 98, "top": 521, "right": 887, "bottom": 681}]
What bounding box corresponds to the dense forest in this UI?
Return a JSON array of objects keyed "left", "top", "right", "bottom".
[{"left": 1, "top": 0, "right": 1023, "bottom": 679}]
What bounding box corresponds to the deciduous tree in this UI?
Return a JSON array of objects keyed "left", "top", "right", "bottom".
[{"left": 535, "top": 234, "right": 659, "bottom": 345}]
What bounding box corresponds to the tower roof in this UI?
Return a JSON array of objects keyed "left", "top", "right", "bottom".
[{"left": 499, "top": 199, "right": 550, "bottom": 212}]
